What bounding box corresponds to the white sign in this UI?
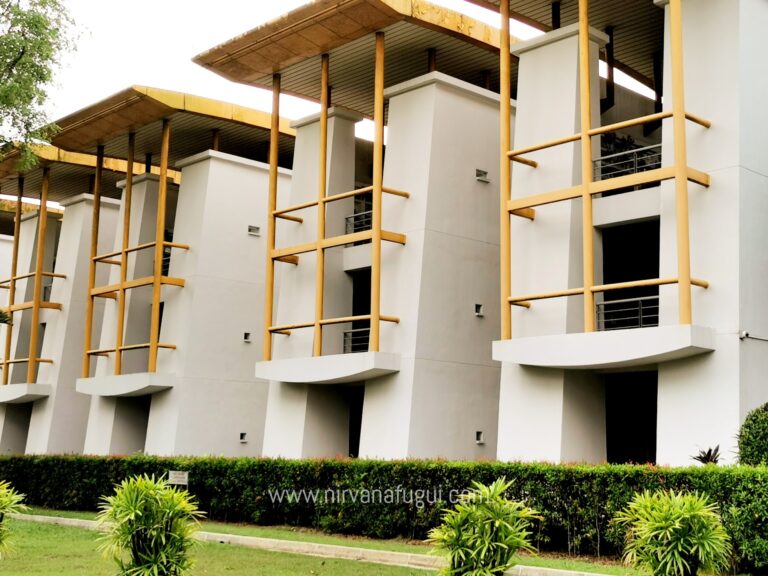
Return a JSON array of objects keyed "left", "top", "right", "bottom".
[{"left": 168, "top": 470, "right": 189, "bottom": 486}]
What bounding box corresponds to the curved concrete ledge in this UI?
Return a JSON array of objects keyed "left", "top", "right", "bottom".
[
  {"left": 76, "top": 372, "right": 176, "bottom": 397},
  {"left": 493, "top": 325, "right": 715, "bottom": 370},
  {"left": 255, "top": 352, "right": 400, "bottom": 384},
  {"left": 0, "top": 384, "right": 52, "bottom": 404}
]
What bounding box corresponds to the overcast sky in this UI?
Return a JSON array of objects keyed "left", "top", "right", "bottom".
[{"left": 48, "top": 0, "right": 529, "bottom": 124}]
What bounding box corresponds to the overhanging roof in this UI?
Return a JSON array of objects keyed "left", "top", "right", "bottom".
[
  {"left": 52, "top": 85, "right": 295, "bottom": 166},
  {"left": 0, "top": 85, "right": 296, "bottom": 203},
  {"left": 194, "top": 0, "right": 514, "bottom": 117},
  {"left": 466, "top": 0, "right": 663, "bottom": 86}
]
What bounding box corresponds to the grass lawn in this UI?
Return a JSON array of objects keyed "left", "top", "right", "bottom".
[
  {"left": 2, "top": 521, "right": 430, "bottom": 576},
  {"left": 20, "top": 507, "right": 643, "bottom": 575}
]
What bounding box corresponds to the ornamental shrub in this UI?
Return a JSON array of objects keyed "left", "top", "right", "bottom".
[
  {"left": 739, "top": 403, "right": 768, "bottom": 465},
  {"left": 0, "top": 480, "right": 26, "bottom": 558},
  {"left": 97, "top": 474, "right": 204, "bottom": 576},
  {"left": 615, "top": 490, "right": 731, "bottom": 576},
  {"left": 428, "top": 478, "right": 539, "bottom": 575}
]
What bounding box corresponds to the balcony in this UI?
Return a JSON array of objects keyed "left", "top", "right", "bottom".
[
  {"left": 593, "top": 144, "right": 662, "bottom": 194},
  {"left": 597, "top": 296, "right": 659, "bottom": 332},
  {"left": 343, "top": 327, "right": 370, "bottom": 354},
  {"left": 345, "top": 210, "right": 373, "bottom": 234}
]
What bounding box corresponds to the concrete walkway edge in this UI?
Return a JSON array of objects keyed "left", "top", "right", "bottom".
[{"left": 11, "top": 513, "right": 612, "bottom": 576}]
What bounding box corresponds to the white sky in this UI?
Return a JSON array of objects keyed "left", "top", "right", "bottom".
[{"left": 47, "top": 0, "right": 652, "bottom": 132}]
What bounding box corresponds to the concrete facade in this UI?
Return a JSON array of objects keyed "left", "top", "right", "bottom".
[
  {"left": 80, "top": 153, "right": 290, "bottom": 456},
  {"left": 0, "top": 196, "right": 119, "bottom": 454},
  {"left": 261, "top": 73, "right": 505, "bottom": 460},
  {"left": 495, "top": 0, "right": 768, "bottom": 466}
]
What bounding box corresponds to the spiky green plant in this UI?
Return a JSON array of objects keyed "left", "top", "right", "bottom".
[
  {"left": 427, "top": 477, "right": 540, "bottom": 576},
  {"left": 615, "top": 490, "right": 732, "bottom": 576},
  {"left": 0, "top": 480, "right": 27, "bottom": 558},
  {"left": 97, "top": 474, "right": 204, "bottom": 576}
]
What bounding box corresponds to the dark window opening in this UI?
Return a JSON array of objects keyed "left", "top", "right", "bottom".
[{"left": 605, "top": 371, "right": 657, "bottom": 464}]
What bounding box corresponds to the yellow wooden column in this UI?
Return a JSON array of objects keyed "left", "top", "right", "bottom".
[
  {"left": 313, "top": 54, "right": 330, "bottom": 357},
  {"left": 577, "top": 0, "right": 596, "bottom": 332},
  {"left": 2, "top": 177, "right": 24, "bottom": 384},
  {"left": 148, "top": 120, "right": 171, "bottom": 372},
  {"left": 369, "top": 32, "right": 385, "bottom": 353},
  {"left": 499, "top": 1, "right": 512, "bottom": 340},
  {"left": 82, "top": 146, "right": 105, "bottom": 377},
  {"left": 670, "top": 0, "right": 692, "bottom": 324},
  {"left": 115, "top": 132, "right": 135, "bottom": 375},
  {"left": 263, "top": 74, "right": 281, "bottom": 362},
  {"left": 27, "top": 167, "right": 51, "bottom": 383}
]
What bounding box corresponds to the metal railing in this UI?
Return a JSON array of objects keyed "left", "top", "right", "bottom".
[
  {"left": 593, "top": 144, "right": 662, "bottom": 182},
  {"left": 345, "top": 210, "right": 373, "bottom": 235},
  {"left": 596, "top": 295, "right": 659, "bottom": 331},
  {"left": 343, "top": 327, "right": 370, "bottom": 354}
]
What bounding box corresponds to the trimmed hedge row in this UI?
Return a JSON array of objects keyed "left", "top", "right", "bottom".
[{"left": 2, "top": 456, "right": 768, "bottom": 572}]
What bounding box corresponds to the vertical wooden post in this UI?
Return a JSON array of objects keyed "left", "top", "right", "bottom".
[
  {"left": 313, "top": 54, "right": 330, "bottom": 357},
  {"left": 211, "top": 129, "right": 221, "bottom": 152},
  {"left": 670, "top": 0, "right": 692, "bottom": 324},
  {"left": 263, "top": 74, "right": 281, "bottom": 362},
  {"left": 115, "top": 132, "right": 135, "bottom": 375},
  {"left": 3, "top": 178, "right": 23, "bottom": 384},
  {"left": 500, "top": 2, "right": 512, "bottom": 340},
  {"left": 27, "top": 167, "right": 50, "bottom": 383},
  {"left": 578, "top": 0, "right": 596, "bottom": 332},
  {"left": 369, "top": 32, "right": 385, "bottom": 353},
  {"left": 148, "top": 119, "right": 170, "bottom": 372},
  {"left": 82, "top": 145, "right": 104, "bottom": 377},
  {"left": 427, "top": 48, "right": 437, "bottom": 73}
]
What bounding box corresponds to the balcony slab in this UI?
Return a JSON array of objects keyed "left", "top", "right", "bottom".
[
  {"left": 0, "top": 384, "right": 52, "bottom": 404},
  {"left": 493, "top": 325, "right": 715, "bottom": 370},
  {"left": 255, "top": 352, "right": 400, "bottom": 384},
  {"left": 76, "top": 372, "right": 176, "bottom": 397}
]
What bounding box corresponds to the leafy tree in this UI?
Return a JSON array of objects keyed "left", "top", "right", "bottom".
[
  {"left": 0, "top": 480, "right": 27, "bottom": 559},
  {"left": 0, "top": 0, "right": 74, "bottom": 168}
]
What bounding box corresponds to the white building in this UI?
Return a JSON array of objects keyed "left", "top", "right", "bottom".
[
  {"left": 200, "top": 0, "right": 768, "bottom": 466},
  {"left": 0, "top": 87, "right": 294, "bottom": 455},
  {"left": 196, "top": 0, "right": 509, "bottom": 459},
  {"left": 2, "top": 0, "right": 765, "bottom": 465}
]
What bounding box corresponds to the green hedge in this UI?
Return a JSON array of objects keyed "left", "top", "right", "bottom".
[{"left": 2, "top": 456, "right": 768, "bottom": 572}]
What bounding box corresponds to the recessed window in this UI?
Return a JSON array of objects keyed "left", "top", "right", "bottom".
[
  {"left": 475, "top": 431, "right": 485, "bottom": 445},
  {"left": 474, "top": 304, "right": 484, "bottom": 317},
  {"left": 243, "top": 332, "right": 251, "bottom": 343},
  {"left": 248, "top": 225, "right": 261, "bottom": 237},
  {"left": 239, "top": 432, "right": 248, "bottom": 443},
  {"left": 475, "top": 169, "right": 490, "bottom": 183}
]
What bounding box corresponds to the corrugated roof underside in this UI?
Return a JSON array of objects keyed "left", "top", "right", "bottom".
[{"left": 257, "top": 20, "right": 504, "bottom": 118}]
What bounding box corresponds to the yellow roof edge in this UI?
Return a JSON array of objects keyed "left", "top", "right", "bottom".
[{"left": 130, "top": 85, "right": 295, "bottom": 136}]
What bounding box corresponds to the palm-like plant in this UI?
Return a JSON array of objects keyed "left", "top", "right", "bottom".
[
  {"left": 0, "top": 480, "right": 27, "bottom": 559},
  {"left": 97, "top": 474, "right": 204, "bottom": 576},
  {"left": 615, "top": 490, "right": 732, "bottom": 576},
  {"left": 427, "top": 477, "right": 540, "bottom": 576}
]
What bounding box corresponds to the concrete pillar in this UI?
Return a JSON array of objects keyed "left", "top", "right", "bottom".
[
  {"left": 262, "top": 107, "right": 361, "bottom": 458},
  {"left": 359, "top": 72, "right": 504, "bottom": 460},
  {"left": 655, "top": 0, "right": 768, "bottom": 465},
  {"left": 143, "top": 151, "right": 287, "bottom": 456},
  {"left": 24, "top": 195, "right": 119, "bottom": 453},
  {"left": 496, "top": 25, "right": 607, "bottom": 463}
]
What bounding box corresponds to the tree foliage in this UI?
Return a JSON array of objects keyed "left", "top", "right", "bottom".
[{"left": 0, "top": 0, "right": 74, "bottom": 167}]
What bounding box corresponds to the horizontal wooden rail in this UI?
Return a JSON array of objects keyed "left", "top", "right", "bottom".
[
  {"left": 91, "top": 275, "right": 185, "bottom": 297},
  {"left": 6, "top": 301, "right": 62, "bottom": 312},
  {"left": 0, "top": 271, "right": 66, "bottom": 284},
  {"left": 272, "top": 229, "right": 407, "bottom": 260},
  {"left": 273, "top": 186, "right": 410, "bottom": 218},
  {"left": 507, "top": 166, "right": 711, "bottom": 214},
  {"left": 508, "top": 111, "right": 710, "bottom": 165},
  {"left": 1, "top": 357, "right": 53, "bottom": 365},
  {"left": 86, "top": 342, "right": 176, "bottom": 356},
  {"left": 269, "top": 314, "right": 399, "bottom": 334},
  {"left": 509, "top": 277, "right": 709, "bottom": 306}
]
